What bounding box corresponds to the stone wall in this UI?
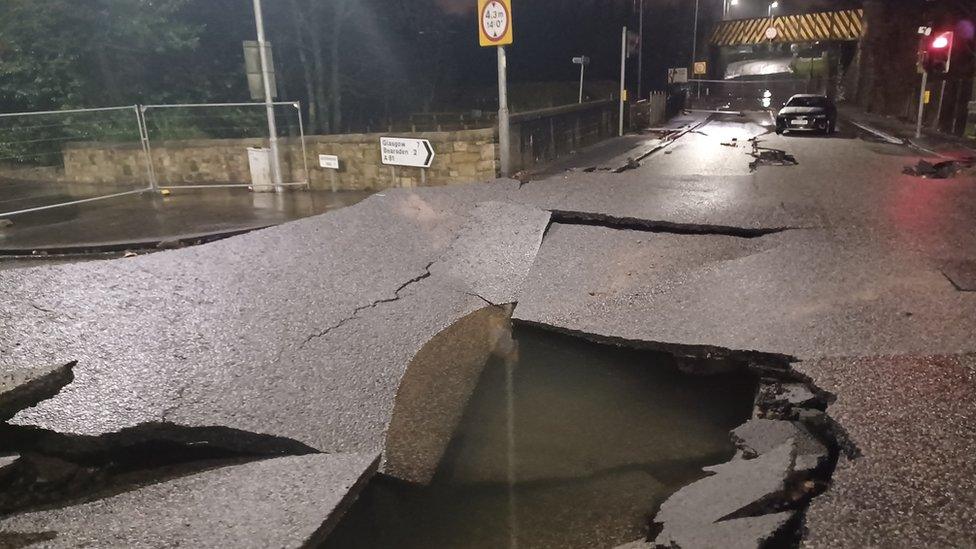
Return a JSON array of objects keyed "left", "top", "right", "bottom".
[{"left": 61, "top": 128, "right": 499, "bottom": 191}]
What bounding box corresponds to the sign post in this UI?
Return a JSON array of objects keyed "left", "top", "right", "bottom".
[
  {"left": 573, "top": 56, "right": 590, "bottom": 104},
  {"left": 479, "top": 0, "right": 514, "bottom": 177}
]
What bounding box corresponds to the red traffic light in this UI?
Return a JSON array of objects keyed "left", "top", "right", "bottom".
[{"left": 922, "top": 32, "right": 954, "bottom": 73}]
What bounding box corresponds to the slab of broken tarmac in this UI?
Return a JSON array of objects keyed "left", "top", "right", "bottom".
[{"left": 3, "top": 119, "right": 976, "bottom": 546}]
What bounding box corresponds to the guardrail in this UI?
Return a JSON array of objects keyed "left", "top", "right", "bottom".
[{"left": 506, "top": 100, "right": 618, "bottom": 173}]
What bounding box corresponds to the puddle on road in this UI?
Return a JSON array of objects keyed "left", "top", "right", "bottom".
[{"left": 324, "top": 322, "right": 758, "bottom": 549}]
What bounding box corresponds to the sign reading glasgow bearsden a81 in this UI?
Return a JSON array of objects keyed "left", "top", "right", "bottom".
[{"left": 380, "top": 137, "right": 435, "bottom": 168}]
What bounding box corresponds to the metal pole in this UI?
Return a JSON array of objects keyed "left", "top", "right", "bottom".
[
  {"left": 295, "top": 102, "right": 310, "bottom": 190},
  {"left": 933, "top": 79, "right": 947, "bottom": 131},
  {"left": 578, "top": 63, "right": 586, "bottom": 104},
  {"left": 135, "top": 105, "right": 157, "bottom": 191},
  {"left": 497, "top": 46, "right": 512, "bottom": 178},
  {"left": 692, "top": 0, "right": 701, "bottom": 99},
  {"left": 252, "top": 0, "right": 283, "bottom": 190},
  {"left": 691, "top": 0, "right": 699, "bottom": 71},
  {"left": 619, "top": 26, "right": 627, "bottom": 137},
  {"left": 916, "top": 70, "right": 928, "bottom": 139},
  {"left": 638, "top": 0, "right": 644, "bottom": 99}
]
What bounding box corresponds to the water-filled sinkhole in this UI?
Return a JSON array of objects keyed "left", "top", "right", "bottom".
[{"left": 325, "top": 319, "right": 758, "bottom": 549}]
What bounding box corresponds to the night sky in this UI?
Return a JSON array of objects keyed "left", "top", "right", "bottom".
[{"left": 424, "top": 0, "right": 860, "bottom": 93}]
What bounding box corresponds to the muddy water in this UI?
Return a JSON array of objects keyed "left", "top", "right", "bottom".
[{"left": 324, "top": 325, "right": 757, "bottom": 549}]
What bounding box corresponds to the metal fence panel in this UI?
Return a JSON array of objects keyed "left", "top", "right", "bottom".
[
  {"left": 0, "top": 106, "right": 152, "bottom": 218},
  {"left": 141, "top": 102, "right": 310, "bottom": 191}
]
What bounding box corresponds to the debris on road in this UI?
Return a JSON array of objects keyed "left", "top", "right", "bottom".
[
  {"left": 902, "top": 158, "right": 975, "bottom": 179},
  {"left": 0, "top": 219, "right": 13, "bottom": 229},
  {"left": 749, "top": 140, "right": 798, "bottom": 172},
  {"left": 721, "top": 138, "right": 739, "bottom": 148}
]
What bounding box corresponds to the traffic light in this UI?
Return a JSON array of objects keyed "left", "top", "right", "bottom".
[{"left": 923, "top": 31, "right": 954, "bottom": 74}]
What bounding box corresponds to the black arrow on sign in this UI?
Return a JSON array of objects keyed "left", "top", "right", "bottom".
[{"left": 423, "top": 140, "right": 434, "bottom": 167}]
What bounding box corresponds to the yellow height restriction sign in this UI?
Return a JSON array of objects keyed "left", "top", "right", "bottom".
[
  {"left": 694, "top": 61, "right": 707, "bottom": 75},
  {"left": 479, "top": 0, "right": 513, "bottom": 47}
]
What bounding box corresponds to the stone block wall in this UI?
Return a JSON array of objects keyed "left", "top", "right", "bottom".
[
  {"left": 60, "top": 128, "right": 499, "bottom": 191},
  {"left": 300, "top": 129, "right": 497, "bottom": 190}
]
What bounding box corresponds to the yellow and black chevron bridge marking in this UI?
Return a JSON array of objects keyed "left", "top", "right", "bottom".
[{"left": 710, "top": 9, "right": 864, "bottom": 46}]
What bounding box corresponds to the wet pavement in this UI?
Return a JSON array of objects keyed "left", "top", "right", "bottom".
[
  {"left": 2, "top": 106, "right": 976, "bottom": 546},
  {"left": 797, "top": 355, "right": 976, "bottom": 548},
  {"left": 0, "top": 185, "right": 370, "bottom": 253}
]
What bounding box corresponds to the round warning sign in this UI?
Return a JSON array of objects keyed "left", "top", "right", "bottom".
[{"left": 479, "top": 0, "right": 513, "bottom": 46}]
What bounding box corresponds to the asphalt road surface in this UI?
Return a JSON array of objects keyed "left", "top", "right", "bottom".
[{"left": 2, "top": 109, "right": 974, "bottom": 548}]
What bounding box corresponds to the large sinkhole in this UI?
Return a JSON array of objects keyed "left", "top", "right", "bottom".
[{"left": 324, "top": 309, "right": 759, "bottom": 549}]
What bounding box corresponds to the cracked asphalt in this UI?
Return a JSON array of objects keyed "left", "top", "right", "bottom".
[{"left": 2, "top": 109, "right": 975, "bottom": 547}]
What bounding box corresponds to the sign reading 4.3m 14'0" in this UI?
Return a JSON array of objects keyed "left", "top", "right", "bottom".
[
  {"left": 479, "top": 0, "right": 513, "bottom": 47},
  {"left": 380, "top": 137, "right": 435, "bottom": 169}
]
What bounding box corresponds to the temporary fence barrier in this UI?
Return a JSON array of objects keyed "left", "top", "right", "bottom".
[
  {"left": 0, "top": 105, "right": 152, "bottom": 218},
  {"left": 0, "top": 101, "right": 311, "bottom": 219},
  {"left": 140, "top": 102, "right": 310, "bottom": 191}
]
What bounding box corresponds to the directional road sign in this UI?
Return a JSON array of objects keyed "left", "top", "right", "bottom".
[
  {"left": 668, "top": 67, "right": 688, "bottom": 84},
  {"left": 380, "top": 137, "right": 435, "bottom": 168}
]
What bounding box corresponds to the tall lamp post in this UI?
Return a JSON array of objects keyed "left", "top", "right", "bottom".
[
  {"left": 768, "top": 1, "right": 779, "bottom": 18},
  {"left": 691, "top": 0, "right": 699, "bottom": 72},
  {"left": 638, "top": 0, "right": 644, "bottom": 99},
  {"left": 252, "top": 0, "right": 283, "bottom": 190}
]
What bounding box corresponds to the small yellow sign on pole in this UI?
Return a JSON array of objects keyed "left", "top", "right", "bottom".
[
  {"left": 694, "top": 61, "right": 707, "bottom": 76},
  {"left": 479, "top": 0, "right": 513, "bottom": 47},
  {"left": 924, "top": 90, "right": 931, "bottom": 104}
]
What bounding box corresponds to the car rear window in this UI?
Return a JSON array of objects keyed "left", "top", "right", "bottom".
[{"left": 787, "top": 96, "right": 829, "bottom": 107}]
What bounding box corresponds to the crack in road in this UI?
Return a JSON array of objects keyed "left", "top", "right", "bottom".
[
  {"left": 461, "top": 291, "right": 495, "bottom": 307},
  {"left": 549, "top": 210, "right": 794, "bottom": 238},
  {"left": 298, "top": 262, "right": 436, "bottom": 351}
]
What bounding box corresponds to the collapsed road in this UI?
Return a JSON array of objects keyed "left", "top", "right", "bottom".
[{"left": 2, "top": 111, "right": 976, "bottom": 547}]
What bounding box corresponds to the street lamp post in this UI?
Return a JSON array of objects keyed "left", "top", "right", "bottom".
[
  {"left": 252, "top": 0, "right": 283, "bottom": 190},
  {"left": 768, "top": 1, "right": 779, "bottom": 18},
  {"left": 638, "top": 0, "right": 644, "bottom": 99},
  {"left": 691, "top": 0, "right": 699, "bottom": 72}
]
